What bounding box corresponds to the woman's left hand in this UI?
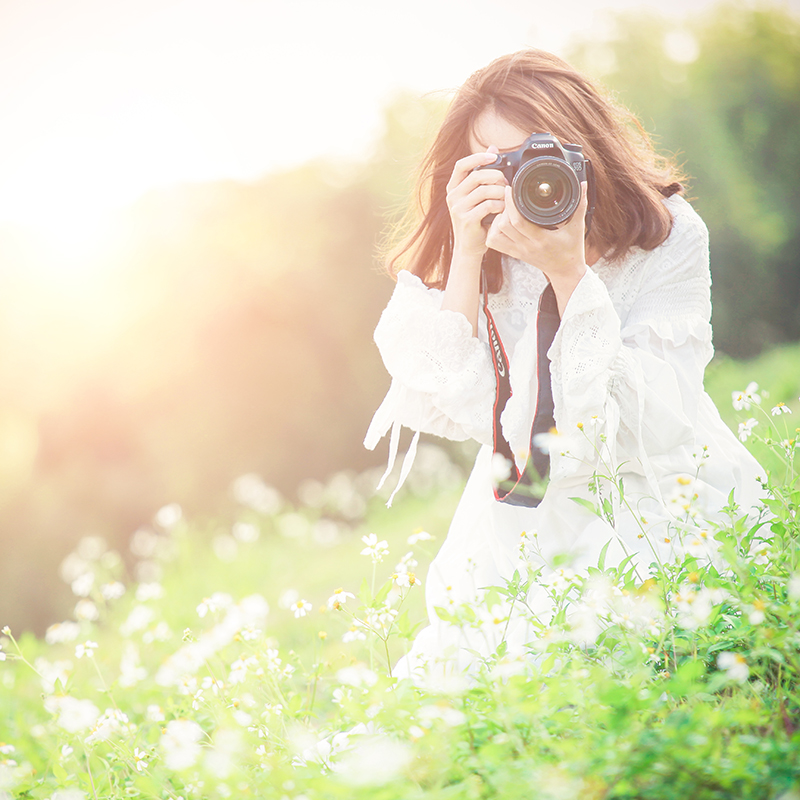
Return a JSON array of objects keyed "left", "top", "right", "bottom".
[{"left": 486, "top": 183, "right": 589, "bottom": 314}]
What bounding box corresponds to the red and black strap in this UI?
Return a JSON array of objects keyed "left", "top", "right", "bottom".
[{"left": 483, "top": 271, "right": 560, "bottom": 507}]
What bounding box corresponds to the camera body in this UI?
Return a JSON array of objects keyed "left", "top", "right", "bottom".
[{"left": 475, "top": 132, "right": 595, "bottom": 230}]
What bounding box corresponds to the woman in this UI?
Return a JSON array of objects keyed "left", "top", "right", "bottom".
[{"left": 364, "top": 50, "right": 764, "bottom": 681}]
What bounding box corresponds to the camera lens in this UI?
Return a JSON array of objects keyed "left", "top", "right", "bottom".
[{"left": 512, "top": 157, "right": 581, "bottom": 226}]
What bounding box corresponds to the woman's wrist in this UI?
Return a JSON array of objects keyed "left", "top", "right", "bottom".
[
  {"left": 451, "top": 240, "right": 488, "bottom": 268},
  {"left": 546, "top": 263, "right": 587, "bottom": 317},
  {"left": 442, "top": 246, "right": 485, "bottom": 337}
]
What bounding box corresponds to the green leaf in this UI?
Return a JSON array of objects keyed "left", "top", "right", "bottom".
[
  {"left": 570, "top": 497, "right": 602, "bottom": 517},
  {"left": 373, "top": 580, "right": 392, "bottom": 606},
  {"left": 597, "top": 539, "right": 612, "bottom": 571}
]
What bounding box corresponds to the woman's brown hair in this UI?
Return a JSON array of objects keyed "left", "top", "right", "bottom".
[{"left": 386, "top": 50, "right": 684, "bottom": 292}]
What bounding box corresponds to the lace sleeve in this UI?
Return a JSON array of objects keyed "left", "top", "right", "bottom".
[
  {"left": 547, "top": 198, "right": 713, "bottom": 503},
  {"left": 370, "top": 271, "right": 495, "bottom": 441},
  {"left": 364, "top": 270, "right": 496, "bottom": 504}
]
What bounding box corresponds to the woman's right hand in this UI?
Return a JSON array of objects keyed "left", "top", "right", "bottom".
[
  {"left": 441, "top": 150, "right": 507, "bottom": 337},
  {"left": 446, "top": 150, "right": 508, "bottom": 258}
]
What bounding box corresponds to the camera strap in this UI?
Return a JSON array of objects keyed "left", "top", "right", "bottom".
[{"left": 483, "top": 270, "right": 560, "bottom": 507}]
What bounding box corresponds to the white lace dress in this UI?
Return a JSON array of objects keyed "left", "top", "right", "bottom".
[{"left": 364, "top": 195, "right": 765, "bottom": 680}]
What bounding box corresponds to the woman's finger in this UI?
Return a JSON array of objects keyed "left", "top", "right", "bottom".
[{"left": 446, "top": 150, "right": 504, "bottom": 193}]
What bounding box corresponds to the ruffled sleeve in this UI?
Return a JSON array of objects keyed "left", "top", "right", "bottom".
[
  {"left": 364, "top": 270, "right": 496, "bottom": 504},
  {"left": 547, "top": 196, "right": 713, "bottom": 505}
]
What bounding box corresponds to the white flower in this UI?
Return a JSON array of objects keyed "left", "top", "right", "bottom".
[
  {"left": 717, "top": 651, "right": 749, "bottom": 682},
  {"left": 202, "top": 676, "right": 225, "bottom": 694},
  {"left": 532, "top": 427, "right": 561, "bottom": 455},
  {"left": 133, "top": 747, "right": 149, "bottom": 771},
  {"left": 333, "top": 735, "right": 412, "bottom": 786},
  {"left": 788, "top": 573, "right": 800, "bottom": 601},
  {"left": 780, "top": 438, "right": 800, "bottom": 456},
  {"left": 477, "top": 601, "right": 512, "bottom": 630},
  {"left": 771, "top": 402, "right": 792, "bottom": 416},
  {"left": 332, "top": 687, "right": 352, "bottom": 706},
  {"left": 291, "top": 600, "right": 312, "bottom": 618},
  {"left": 85, "top": 708, "right": 133, "bottom": 745},
  {"left": 732, "top": 382, "right": 761, "bottom": 411},
  {"left": 75, "top": 641, "right": 98, "bottom": 659},
  {"left": 135, "top": 583, "right": 164, "bottom": 602},
  {"left": 392, "top": 571, "right": 421, "bottom": 588},
  {"left": 146, "top": 705, "right": 165, "bottom": 722},
  {"left": 231, "top": 473, "right": 282, "bottom": 515},
  {"left": 543, "top": 567, "right": 577, "bottom": 593},
  {"left": 407, "top": 530, "right": 433, "bottom": 545},
  {"left": 327, "top": 588, "right": 356, "bottom": 609},
  {"left": 44, "top": 621, "right": 80, "bottom": 645},
  {"left": 395, "top": 552, "right": 418, "bottom": 573},
  {"left": 120, "top": 605, "right": 155, "bottom": 637},
  {"left": 738, "top": 418, "right": 758, "bottom": 442},
  {"left": 196, "top": 592, "right": 233, "bottom": 618},
  {"left": 154, "top": 503, "right": 182, "bottom": 530},
  {"left": 264, "top": 649, "right": 282, "bottom": 673},
  {"left": 490, "top": 453, "right": 512, "bottom": 485},
  {"left": 240, "top": 625, "right": 261, "bottom": 641},
  {"left": 74, "top": 599, "right": 99, "bottom": 622},
  {"left": 674, "top": 585, "right": 728, "bottom": 630},
  {"left": 342, "top": 627, "right": 367, "bottom": 643},
  {"left": 160, "top": 719, "right": 204, "bottom": 771},
  {"left": 44, "top": 696, "right": 100, "bottom": 733},
  {"left": 71, "top": 572, "right": 95, "bottom": 598},
  {"left": 417, "top": 703, "right": 467, "bottom": 728},
  {"left": 336, "top": 664, "right": 378, "bottom": 688},
  {"left": 364, "top": 605, "right": 398, "bottom": 633},
  {"left": 360, "top": 534, "right": 389, "bottom": 563},
  {"left": 666, "top": 474, "right": 701, "bottom": 517},
  {"left": 100, "top": 581, "right": 126, "bottom": 601},
  {"left": 228, "top": 656, "right": 258, "bottom": 685},
  {"left": 565, "top": 605, "right": 602, "bottom": 647}
]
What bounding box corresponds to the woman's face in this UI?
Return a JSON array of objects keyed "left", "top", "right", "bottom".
[{"left": 468, "top": 109, "right": 531, "bottom": 156}]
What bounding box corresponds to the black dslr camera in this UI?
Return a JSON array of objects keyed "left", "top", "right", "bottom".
[{"left": 475, "top": 132, "right": 596, "bottom": 230}]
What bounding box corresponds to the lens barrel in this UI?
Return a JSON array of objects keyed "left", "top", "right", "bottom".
[{"left": 512, "top": 157, "right": 581, "bottom": 226}]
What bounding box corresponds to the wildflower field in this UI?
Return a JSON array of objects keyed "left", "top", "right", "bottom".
[{"left": 2, "top": 346, "right": 800, "bottom": 800}]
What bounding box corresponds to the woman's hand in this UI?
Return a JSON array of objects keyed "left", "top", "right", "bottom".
[
  {"left": 445, "top": 150, "right": 508, "bottom": 259},
  {"left": 440, "top": 150, "right": 509, "bottom": 337},
  {"left": 486, "top": 183, "right": 589, "bottom": 315}
]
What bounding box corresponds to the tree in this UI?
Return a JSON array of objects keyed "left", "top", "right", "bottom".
[{"left": 570, "top": 4, "right": 800, "bottom": 356}]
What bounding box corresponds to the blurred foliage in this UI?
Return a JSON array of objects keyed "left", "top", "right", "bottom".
[
  {"left": 569, "top": 2, "right": 800, "bottom": 356},
  {"left": 1, "top": 2, "right": 798, "bottom": 636},
  {"left": 2, "top": 425, "right": 800, "bottom": 799}
]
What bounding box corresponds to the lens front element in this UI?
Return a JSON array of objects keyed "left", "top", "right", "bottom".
[{"left": 513, "top": 157, "right": 581, "bottom": 226}]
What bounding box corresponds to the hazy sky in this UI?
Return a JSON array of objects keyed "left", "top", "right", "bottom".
[{"left": 1, "top": 0, "right": 797, "bottom": 232}]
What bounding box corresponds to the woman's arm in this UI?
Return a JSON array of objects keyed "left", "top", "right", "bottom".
[
  {"left": 441, "top": 150, "right": 507, "bottom": 336},
  {"left": 545, "top": 198, "right": 719, "bottom": 505}
]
